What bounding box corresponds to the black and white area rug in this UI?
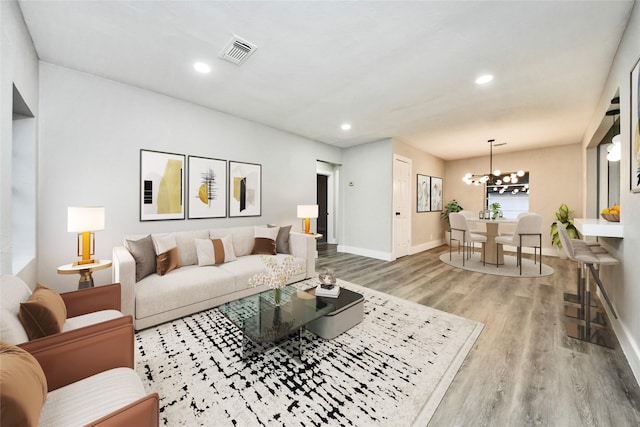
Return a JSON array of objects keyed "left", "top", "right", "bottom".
[{"left": 134, "top": 280, "right": 484, "bottom": 426}]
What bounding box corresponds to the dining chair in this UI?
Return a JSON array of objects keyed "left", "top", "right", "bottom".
[
  {"left": 449, "top": 212, "right": 487, "bottom": 266},
  {"left": 460, "top": 210, "right": 484, "bottom": 252},
  {"left": 499, "top": 211, "right": 534, "bottom": 237},
  {"left": 494, "top": 213, "right": 543, "bottom": 274}
]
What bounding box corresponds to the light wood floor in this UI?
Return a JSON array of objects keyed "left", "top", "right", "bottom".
[{"left": 316, "top": 243, "right": 640, "bottom": 426}]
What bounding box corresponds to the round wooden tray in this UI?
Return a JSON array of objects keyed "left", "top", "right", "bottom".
[{"left": 601, "top": 213, "right": 620, "bottom": 222}]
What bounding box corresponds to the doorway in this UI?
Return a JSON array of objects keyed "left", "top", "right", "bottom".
[{"left": 317, "top": 174, "right": 328, "bottom": 242}]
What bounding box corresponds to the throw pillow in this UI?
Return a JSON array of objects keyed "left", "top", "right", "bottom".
[
  {"left": 269, "top": 224, "right": 292, "bottom": 254},
  {"left": 18, "top": 283, "right": 67, "bottom": 340},
  {"left": 151, "top": 233, "right": 178, "bottom": 255},
  {"left": 195, "top": 235, "right": 237, "bottom": 266},
  {"left": 156, "top": 247, "right": 180, "bottom": 276},
  {"left": 253, "top": 226, "right": 279, "bottom": 255},
  {"left": 0, "top": 342, "right": 47, "bottom": 427},
  {"left": 125, "top": 235, "right": 156, "bottom": 282}
]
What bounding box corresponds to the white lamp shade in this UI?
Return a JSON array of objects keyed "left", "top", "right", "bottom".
[
  {"left": 68, "top": 206, "right": 105, "bottom": 232},
  {"left": 297, "top": 204, "right": 319, "bottom": 219}
]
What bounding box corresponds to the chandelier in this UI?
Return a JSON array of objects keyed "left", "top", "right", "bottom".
[{"left": 463, "top": 139, "right": 526, "bottom": 192}]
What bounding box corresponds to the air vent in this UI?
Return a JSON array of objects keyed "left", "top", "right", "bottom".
[{"left": 219, "top": 36, "right": 257, "bottom": 65}]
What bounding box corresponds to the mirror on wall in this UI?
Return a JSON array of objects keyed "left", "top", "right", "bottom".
[
  {"left": 485, "top": 171, "right": 530, "bottom": 219},
  {"left": 598, "top": 109, "right": 621, "bottom": 210}
]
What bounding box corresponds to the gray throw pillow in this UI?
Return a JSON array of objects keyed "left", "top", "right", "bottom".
[
  {"left": 275, "top": 225, "right": 292, "bottom": 254},
  {"left": 126, "top": 235, "right": 157, "bottom": 282}
]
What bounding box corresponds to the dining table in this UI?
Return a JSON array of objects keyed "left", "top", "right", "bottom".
[{"left": 467, "top": 218, "right": 518, "bottom": 265}]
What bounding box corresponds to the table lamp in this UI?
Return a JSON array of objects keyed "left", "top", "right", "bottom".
[
  {"left": 68, "top": 206, "right": 105, "bottom": 266},
  {"left": 297, "top": 204, "right": 318, "bottom": 234}
]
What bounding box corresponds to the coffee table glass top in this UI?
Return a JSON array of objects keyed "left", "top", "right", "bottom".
[{"left": 218, "top": 286, "right": 335, "bottom": 343}]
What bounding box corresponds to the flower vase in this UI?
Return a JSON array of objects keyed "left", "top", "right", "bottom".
[{"left": 274, "top": 288, "right": 282, "bottom": 306}]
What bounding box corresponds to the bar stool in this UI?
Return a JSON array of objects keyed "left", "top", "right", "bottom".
[{"left": 557, "top": 222, "right": 619, "bottom": 348}]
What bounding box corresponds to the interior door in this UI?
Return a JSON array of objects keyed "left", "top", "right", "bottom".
[
  {"left": 393, "top": 157, "right": 410, "bottom": 258},
  {"left": 316, "top": 174, "right": 328, "bottom": 242}
]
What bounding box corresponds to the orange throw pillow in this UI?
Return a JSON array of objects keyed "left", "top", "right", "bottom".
[
  {"left": 0, "top": 342, "right": 47, "bottom": 427},
  {"left": 18, "top": 283, "right": 67, "bottom": 340},
  {"left": 156, "top": 247, "right": 180, "bottom": 276}
]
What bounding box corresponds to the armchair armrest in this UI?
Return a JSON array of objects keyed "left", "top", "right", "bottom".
[
  {"left": 62, "top": 283, "right": 122, "bottom": 318},
  {"left": 86, "top": 393, "right": 159, "bottom": 427},
  {"left": 19, "top": 318, "right": 134, "bottom": 391},
  {"left": 113, "top": 246, "right": 136, "bottom": 318},
  {"left": 289, "top": 232, "right": 315, "bottom": 278}
]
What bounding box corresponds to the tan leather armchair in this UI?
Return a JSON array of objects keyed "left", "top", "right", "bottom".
[
  {"left": 15, "top": 322, "right": 159, "bottom": 426},
  {"left": 1, "top": 275, "right": 130, "bottom": 345}
]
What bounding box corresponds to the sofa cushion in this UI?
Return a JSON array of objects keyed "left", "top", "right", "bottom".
[
  {"left": 125, "top": 235, "right": 156, "bottom": 282},
  {"left": 62, "top": 310, "right": 123, "bottom": 332},
  {"left": 0, "top": 274, "right": 32, "bottom": 312},
  {"left": 18, "top": 284, "right": 67, "bottom": 340},
  {"left": 174, "top": 229, "right": 210, "bottom": 266},
  {"left": 218, "top": 254, "right": 307, "bottom": 292},
  {"left": 156, "top": 247, "right": 180, "bottom": 276},
  {"left": 135, "top": 266, "right": 236, "bottom": 319},
  {"left": 40, "top": 367, "right": 145, "bottom": 427},
  {"left": 195, "top": 235, "right": 236, "bottom": 266},
  {"left": 0, "top": 342, "right": 47, "bottom": 427},
  {"left": 1, "top": 308, "right": 30, "bottom": 344}
]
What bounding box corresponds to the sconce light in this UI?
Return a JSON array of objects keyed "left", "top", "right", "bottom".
[
  {"left": 297, "top": 205, "right": 318, "bottom": 234},
  {"left": 67, "top": 206, "right": 105, "bottom": 265}
]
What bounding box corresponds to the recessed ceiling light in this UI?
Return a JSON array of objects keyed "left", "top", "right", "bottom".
[
  {"left": 341, "top": 123, "right": 352, "bottom": 131},
  {"left": 475, "top": 74, "right": 494, "bottom": 85},
  {"left": 193, "top": 62, "right": 211, "bottom": 74}
]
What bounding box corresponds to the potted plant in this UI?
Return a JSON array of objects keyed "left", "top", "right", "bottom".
[
  {"left": 442, "top": 199, "right": 463, "bottom": 230},
  {"left": 489, "top": 202, "right": 501, "bottom": 219},
  {"left": 550, "top": 203, "right": 578, "bottom": 255}
]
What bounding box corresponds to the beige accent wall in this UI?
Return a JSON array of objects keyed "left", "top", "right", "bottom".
[
  {"left": 444, "top": 143, "right": 583, "bottom": 252},
  {"left": 393, "top": 139, "right": 446, "bottom": 252}
]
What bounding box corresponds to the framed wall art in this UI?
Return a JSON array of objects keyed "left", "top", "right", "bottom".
[
  {"left": 430, "top": 176, "right": 443, "bottom": 211},
  {"left": 228, "top": 161, "right": 262, "bottom": 217},
  {"left": 417, "top": 174, "right": 431, "bottom": 212},
  {"left": 631, "top": 57, "right": 640, "bottom": 192},
  {"left": 140, "top": 149, "right": 185, "bottom": 221},
  {"left": 187, "top": 156, "right": 227, "bottom": 219}
]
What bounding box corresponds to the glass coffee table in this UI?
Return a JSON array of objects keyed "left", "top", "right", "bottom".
[{"left": 218, "top": 286, "right": 335, "bottom": 360}]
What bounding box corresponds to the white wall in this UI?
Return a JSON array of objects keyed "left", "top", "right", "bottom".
[
  {"left": 38, "top": 63, "right": 341, "bottom": 292},
  {"left": 582, "top": 3, "right": 640, "bottom": 380},
  {"left": 339, "top": 138, "right": 393, "bottom": 260},
  {"left": 1, "top": 0, "right": 39, "bottom": 284}
]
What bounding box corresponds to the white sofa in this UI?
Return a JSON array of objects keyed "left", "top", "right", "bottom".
[{"left": 112, "top": 226, "right": 315, "bottom": 330}]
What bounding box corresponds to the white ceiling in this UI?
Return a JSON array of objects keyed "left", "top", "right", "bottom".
[{"left": 17, "top": 0, "right": 635, "bottom": 160}]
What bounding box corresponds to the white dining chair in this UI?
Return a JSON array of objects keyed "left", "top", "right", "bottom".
[
  {"left": 494, "top": 213, "right": 543, "bottom": 274},
  {"left": 499, "top": 211, "right": 534, "bottom": 237},
  {"left": 460, "top": 210, "right": 484, "bottom": 252},
  {"left": 449, "top": 212, "right": 487, "bottom": 266}
]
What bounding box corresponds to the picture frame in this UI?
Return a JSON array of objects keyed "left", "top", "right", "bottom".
[
  {"left": 187, "top": 156, "right": 227, "bottom": 219},
  {"left": 417, "top": 174, "right": 431, "bottom": 212},
  {"left": 228, "top": 161, "right": 262, "bottom": 217},
  {"left": 430, "top": 176, "right": 443, "bottom": 211},
  {"left": 140, "top": 149, "right": 185, "bottom": 221},
  {"left": 631, "top": 57, "right": 640, "bottom": 193}
]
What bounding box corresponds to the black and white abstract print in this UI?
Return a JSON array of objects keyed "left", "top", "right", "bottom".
[{"left": 135, "top": 281, "right": 483, "bottom": 426}]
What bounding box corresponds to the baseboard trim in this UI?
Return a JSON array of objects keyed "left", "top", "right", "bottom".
[
  {"left": 599, "top": 293, "right": 640, "bottom": 384},
  {"left": 410, "top": 240, "right": 445, "bottom": 255},
  {"left": 337, "top": 245, "right": 394, "bottom": 261}
]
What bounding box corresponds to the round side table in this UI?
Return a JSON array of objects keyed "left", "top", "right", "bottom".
[{"left": 57, "top": 259, "right": 112, "bottom": 289}]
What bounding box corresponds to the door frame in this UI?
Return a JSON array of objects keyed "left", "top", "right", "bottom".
[
  {"left": 316, "top": 161, "right": 339, "bottom": 244},
  {"left": 392, "top": 154, "right": 412, "bottom": 259}
]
